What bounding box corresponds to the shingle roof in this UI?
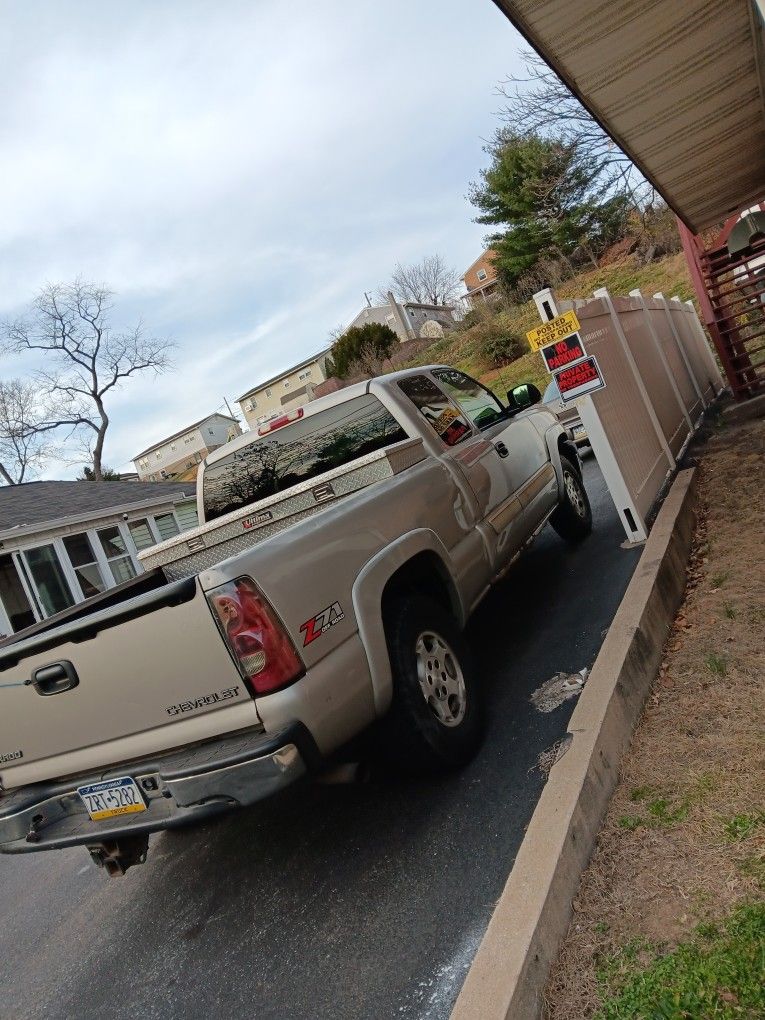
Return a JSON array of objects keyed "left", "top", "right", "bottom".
[{"left": 0, "top": 480, "right": 195, "bottom": 535}]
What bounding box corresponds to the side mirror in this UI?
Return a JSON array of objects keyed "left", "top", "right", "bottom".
[{"left": 508, "top": 383, "right": 542, "bottom": 410}]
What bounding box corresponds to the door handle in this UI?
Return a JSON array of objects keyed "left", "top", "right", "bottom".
[
  {"left": 27, "top": 660, "right": 79, "bottom": 697},
  {"left": 494, "top": 441, "right": 509, "bottom": 458}
]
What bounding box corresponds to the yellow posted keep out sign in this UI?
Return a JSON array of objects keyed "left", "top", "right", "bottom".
[{"left": 526, "top": 310, "right": 581, "bottom": 352}]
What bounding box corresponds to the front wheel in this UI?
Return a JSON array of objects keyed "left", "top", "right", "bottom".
[
  {"left": 380, "top": 595, "right": 484, "bottom": 774},
  {"left": 551, "top": 456, "right": 592, "bottom": 543}
]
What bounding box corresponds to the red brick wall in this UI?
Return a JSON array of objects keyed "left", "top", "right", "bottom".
[{"left": 463, "top": 249, "right": 498, "bottom": 292}]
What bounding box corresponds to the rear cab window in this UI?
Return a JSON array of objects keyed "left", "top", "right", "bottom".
[{"left": 202, "top": 395, "right": 408, "bottom": 521}]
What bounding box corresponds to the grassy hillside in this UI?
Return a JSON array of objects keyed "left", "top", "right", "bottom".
[{"left": 405, "top": 252, "right": 694, "bottom": 397}]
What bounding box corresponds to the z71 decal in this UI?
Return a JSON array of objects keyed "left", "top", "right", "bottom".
[{"left": 300, "top": 602, "right": 345, "bottom": 646}]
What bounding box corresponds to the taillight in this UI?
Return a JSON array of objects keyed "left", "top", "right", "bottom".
[
  {"left": 258, "top": 407, "right": 303, "bottom": 436},
  {"left": 206, "top": 577, "right": 304, "bottom": 696}
]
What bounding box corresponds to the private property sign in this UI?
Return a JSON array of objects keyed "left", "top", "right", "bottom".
[
  {"left": 540, "top": 333, "right": 587, "bottom": 373},
  {"left": 526, "top": 310, "right": 581, "bottom": 352},
  {"left": 553, "top": 356, "right": 606, "bottom": 402}
]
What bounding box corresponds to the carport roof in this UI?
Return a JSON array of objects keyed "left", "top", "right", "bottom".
[{"left": 493, "top": 0, "right": 765, "bottom": 233}]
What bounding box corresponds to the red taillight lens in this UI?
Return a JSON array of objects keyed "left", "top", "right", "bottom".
[
  {"left": 206, "top": 577, "right": 303, "bottom": 695},
  {"left": 257, "top": 407, "right": 304, "bottom": 436}
]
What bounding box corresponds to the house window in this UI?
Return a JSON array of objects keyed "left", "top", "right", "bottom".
[
  {"left": 208, "top": 428, "right": 214, "bottom": 435},
  {"left": 155, "top": 452, "right": 161, "bottom": 459},
  {"left": 0, "top": 553, "right": 36, "bottom": 632},
  {"left": 298, "top": 369, "right": 312, "bottom": 380},
  {"left": 477, "top": 268, "right": 488, "bottom": 282},
  {"left": 283, "top": 380, "right": 290, "bottom": 388},
  {"left": 63, "top": 533, "right": 107, "bottom": 599},
  {"left": 154, "top": 513, "right": 180, "bottom": 542},
  {"left": 23, "top": 545, "right": 76, "bottom": 617},
  {"left": 97, "top": 527, "right": 137, "bottom": 585},
  {"left": 265, "top": 388, "right": 272, "bottom": 397},
  {"left": 171, "top": 443, "right": 176, "bottom": 451},
  {"left": 128, "top": 518, "right": 156, "bottom": 551}
]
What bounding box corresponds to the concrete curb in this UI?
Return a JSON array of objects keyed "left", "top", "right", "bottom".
[{"left": 451, "top": 467, "right": 699, "bottom": 1020}]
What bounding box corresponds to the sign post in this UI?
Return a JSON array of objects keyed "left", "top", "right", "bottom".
[{"left": 530, "top": 287, "right": 649, "bottom": 543}]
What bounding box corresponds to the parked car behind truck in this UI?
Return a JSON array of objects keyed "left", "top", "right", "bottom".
[{"left": 0, "top": 366, "right": 591, "bottom": 875}]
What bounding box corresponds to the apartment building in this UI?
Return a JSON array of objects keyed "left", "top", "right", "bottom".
[
  {"left": 133, "top": 413, "right": 241, "bottom": 481},
  {"left": 237, "top": 349, "right": 331, "bottom": 429}
]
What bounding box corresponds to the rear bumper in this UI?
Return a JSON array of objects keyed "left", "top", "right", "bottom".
[{"left": 0, "top": 723, "right": 319, "bottom": 854}]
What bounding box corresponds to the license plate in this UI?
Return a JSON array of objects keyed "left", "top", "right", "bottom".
[
  {"left": 77, "top": 777, "right": 146, "bottom": 822},
  {"left": 573, "top": 425, "right": 586, "bottom": 437}
]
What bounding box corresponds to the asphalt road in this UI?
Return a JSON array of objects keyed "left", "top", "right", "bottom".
[{"left": 0, "top": 459, "right": 641, "bottom": 1020}]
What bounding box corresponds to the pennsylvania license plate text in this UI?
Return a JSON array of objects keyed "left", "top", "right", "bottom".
[{"left": 77, "top": 777, "right": 146, "bottom": 822}]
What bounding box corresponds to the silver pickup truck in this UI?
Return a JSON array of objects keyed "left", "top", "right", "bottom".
[{"left": 0, "top": 366, "right": 591, "bottom": 875}]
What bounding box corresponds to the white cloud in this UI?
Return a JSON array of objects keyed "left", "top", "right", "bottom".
[{"left": 0, "top": 0, "right": 523, "bottom": 476}]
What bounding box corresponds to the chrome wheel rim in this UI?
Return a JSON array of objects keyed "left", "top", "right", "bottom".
[
  {"left": 564, "top": 469, "right": 587, "bottom": 519},
  {"left": 414, "top": 631, "right": 467, "bottom": 728}
]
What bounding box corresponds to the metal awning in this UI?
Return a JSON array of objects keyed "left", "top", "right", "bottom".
[{"left": 493, "top": 0, "right": 765, "bottom": 232}]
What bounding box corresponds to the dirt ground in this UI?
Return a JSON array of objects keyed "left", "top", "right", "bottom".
[{"left": 544, "top": 414, "right": 765, "bottom": 1018}]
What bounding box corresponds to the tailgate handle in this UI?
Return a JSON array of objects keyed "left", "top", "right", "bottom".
[
  {"left": 28, "top": 660, "right": 80, "bottom": 697},
  {"left": 494, "top": 441, "right": 509, "bottom": 458}
]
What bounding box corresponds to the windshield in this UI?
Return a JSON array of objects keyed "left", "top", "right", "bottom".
[
  {"left": 202, "top": 394, "right": 408, "bottom": 521},
  {"left": 543, "top": 380, "right": 560, "bottom": 403}
]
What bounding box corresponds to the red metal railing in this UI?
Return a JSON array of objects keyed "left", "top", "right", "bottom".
[{"left": 679, "top": 207, "right": 765, "bottom": 401}]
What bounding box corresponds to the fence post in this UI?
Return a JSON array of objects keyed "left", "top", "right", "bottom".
[
  {"left": 675, "top": 297, "right": 726, "bottom": 395},
  {"left": 653, "top": 292, "right": 706, "bottom": 409},
  {"left": 531, "top": 287, "right": 648, "bottom": 542},
  {"left": 593, "top": 287, "right": 675, "bottom": 471},
  {"left": 629, "top": 290, "right": 693, "bottom": 430}
]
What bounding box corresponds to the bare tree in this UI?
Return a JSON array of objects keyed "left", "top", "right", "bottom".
[
  {"left": 0, "top": 378, "right": 54, "bottom": 485},
  {"left": 496, "top": 49, "right": 653, "bottom": 208},
  {"left": 2, "top": 280, "right": 174, "bottom": 480},
  {"left": 381, "top": 254, "right": 461, "bottom": 306}
]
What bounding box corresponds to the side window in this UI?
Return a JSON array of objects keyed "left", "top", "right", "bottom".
[
  {"left": 398, "top": 375, "right": 472, "bottom": 447},
  {"left": 433, "top": 369, "right": 504, "bottom": 431}
]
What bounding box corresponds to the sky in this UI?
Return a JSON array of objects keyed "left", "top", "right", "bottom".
[{"left": 0, "top": 0, "right": 524, "bottom": 476}]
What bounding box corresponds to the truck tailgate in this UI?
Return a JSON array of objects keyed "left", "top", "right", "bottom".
[{"left": 0, "top": 578, "right": 258, "bottom": 790}]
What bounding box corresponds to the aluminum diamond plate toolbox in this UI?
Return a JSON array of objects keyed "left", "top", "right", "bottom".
[{"left": 140, "top": 439, "right": 425, "bottom": 580}]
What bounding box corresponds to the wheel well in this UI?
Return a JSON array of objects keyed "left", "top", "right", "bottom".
[
  {"left": 557, "top": 433, "right": 581, "bottom": 474},
  {"left": 381, "top": 551, "right": 461, "bottom": 624}
]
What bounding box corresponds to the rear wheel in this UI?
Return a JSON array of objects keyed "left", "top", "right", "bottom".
[
  {"left": 380, "top": 595, "right": 483, "bottom": 774},
  {"left": 551, "top": 456, "right": 592, "bottom": 543}
]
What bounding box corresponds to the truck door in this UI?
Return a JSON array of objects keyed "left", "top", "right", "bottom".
[{"left": 398, "top": 373, "right": 543, "bottom": 569}]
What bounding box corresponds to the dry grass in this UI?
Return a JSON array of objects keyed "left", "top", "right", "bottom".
[
  {"left": 403, "top": 252, "right": 694, "bottom": 394},
  {"left": 543, "top": 416, "right": 765, "bottom": 1019}
]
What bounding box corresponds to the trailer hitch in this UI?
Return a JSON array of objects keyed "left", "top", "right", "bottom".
[{"left": 87, "top": 835, "right": 150, "bottom": 877}]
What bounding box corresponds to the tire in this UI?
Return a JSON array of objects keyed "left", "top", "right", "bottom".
[
  {"left": 551, "top": 455, "right": 592, "bottom": 543},
  {"left": 380, "top": 595, "right": 483, "bottom": 774}
]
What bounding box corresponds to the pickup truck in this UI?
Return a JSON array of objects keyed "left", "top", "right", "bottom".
[{"left": 0, "top": 366, "right": 591, "bottom": 876}]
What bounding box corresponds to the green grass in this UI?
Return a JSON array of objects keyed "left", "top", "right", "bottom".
[
  {"left": 722, "top": 601, "right": 736, "bottom": 620},
  {"left": 619, "top": 794, "right": 690, "bottom": 832},
  {"left": 724, "top": 812, "right": 765, "bottom": 843},
  {"left": 595, "top": 904, "right": 765, "bottom": 1019},
  {"left": 711, "top": 571, "right": 730, "bottom": 589},
  {"left": 705, "top": 652, "right": 727, "bottom": 676}
]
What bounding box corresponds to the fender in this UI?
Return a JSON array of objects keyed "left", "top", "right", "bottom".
[
  {"left": 544, "top": 424, "right": 579, "bottom": 491},
  {"left": 351, "top": 529, "right": 464, "bottom": 717}
]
